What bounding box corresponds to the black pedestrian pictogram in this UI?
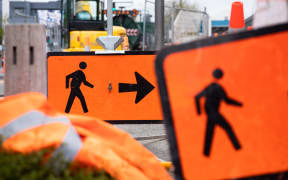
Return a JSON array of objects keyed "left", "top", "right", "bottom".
[
  {"left": 65, "top": 62, "right": 94, "bottom": 113},
  {"left": 195, "top": 68, "right": 242, "bottom": 157}
]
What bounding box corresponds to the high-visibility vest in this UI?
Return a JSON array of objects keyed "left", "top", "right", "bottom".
[{"left": 0, "top": 93, "right": 172, "bottom": 180}]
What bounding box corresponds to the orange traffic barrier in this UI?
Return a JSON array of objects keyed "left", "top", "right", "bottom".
[
  {"left": 0, "top": 93, "right": 171, "bottom": 180},
  {"left": 156, "top": 23, "right": 288, "bottom": 179},
  {"left": 229, "top": 1, "right": 245, "bottom": 30},
  {"left": 47, "top": 52, "right": 162, "bottom": 122}
]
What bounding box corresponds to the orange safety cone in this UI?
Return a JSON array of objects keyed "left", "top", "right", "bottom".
[
  {"left": 229, "top": 1, "right": 245, "bottom": 32},
  {"left": 247, "top": 26, "right": 253, "bottom": 30}
]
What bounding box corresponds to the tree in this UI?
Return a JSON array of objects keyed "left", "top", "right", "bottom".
[
  {"left": 166, "top": 0, "right": 198, "bottom": 12},
  {"left": 165, "top": 0, "right": 199, "bottom": 22},
  {"left": 164, "top": 0, "right": 199, "bottom": 43}
]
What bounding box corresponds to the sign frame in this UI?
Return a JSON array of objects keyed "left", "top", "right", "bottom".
[
  {"left": 47, "top": 51, "right": 163, "bottom": 124},
  {"left": 155, "top": 23, "right": 288, "bottom": 180}
]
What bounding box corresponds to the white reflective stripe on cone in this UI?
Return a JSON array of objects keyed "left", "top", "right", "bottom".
[
  {"left": 253, "top": 0, "right": 288, "bottom": 29},
  {"left": 228, "top": 27, "right": 245, "bottom": 33},
  {"left": 0, "top": 110, "right": 82, "bottom": 163}
]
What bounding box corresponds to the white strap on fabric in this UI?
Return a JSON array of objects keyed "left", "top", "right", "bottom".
[
  {"left": 0, "top": 111, "right": 82, "bottom": 162},
  {"left": 51, "top": 124, "right": 82, "bottom": 163}
]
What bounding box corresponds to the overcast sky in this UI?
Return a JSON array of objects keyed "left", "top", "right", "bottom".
[
  {"left": 3, "top": 0, "right": 257, "bottom": 22},
  {"left": 114, "top": 0, "right": 257, "bottom": 20}
]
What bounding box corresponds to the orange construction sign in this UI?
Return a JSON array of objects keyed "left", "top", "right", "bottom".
[
  {"left": 155, "top": 23, "right": 288, "bottom": 180},
  {"left": 48, "top": 52, "right": 162, "bottom": 122}
]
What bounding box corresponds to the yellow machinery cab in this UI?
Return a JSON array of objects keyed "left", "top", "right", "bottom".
[{"left": 61, "top": 0, "right": 129, "bottom": 51}]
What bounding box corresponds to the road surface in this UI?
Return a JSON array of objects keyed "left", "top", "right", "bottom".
[{"left": 114, "top": 123, "right": 171, "bottom": 161}]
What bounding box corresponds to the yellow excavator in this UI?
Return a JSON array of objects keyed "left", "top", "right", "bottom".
[{"left": 61, "top": 0, "right": 129, "bottom": 51}]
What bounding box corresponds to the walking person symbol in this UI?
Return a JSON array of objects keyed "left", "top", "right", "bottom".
[
  {"left": 195, "top": 68, "right": 242, "bottom": 157},
  {"left": 65, "top": 62, "right": 94, "bottom": 113}
]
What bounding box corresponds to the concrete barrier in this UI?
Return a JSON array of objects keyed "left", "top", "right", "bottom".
[{"left": 5, "top": 24, "right": 47, "bottom": 96}]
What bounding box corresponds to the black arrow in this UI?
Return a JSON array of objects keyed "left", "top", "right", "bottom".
[{"left": 119, "top": 72, "right": 155, "bottom": 104}]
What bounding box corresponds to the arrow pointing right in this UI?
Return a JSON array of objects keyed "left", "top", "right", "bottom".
[{"left": 119, "top": 72, "right": 155, "bottom": 104}]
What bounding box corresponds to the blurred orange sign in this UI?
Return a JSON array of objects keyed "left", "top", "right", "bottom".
[
  {"left": 48, "top": 52, "right": 162, "bottom": 122},
  {"left": 156, "top": 23, "right": 288, "bottom": 179}
]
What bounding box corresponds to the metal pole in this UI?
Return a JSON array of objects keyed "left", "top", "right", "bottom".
[
  {"left": 107, "top": 0, "right": 113, "bottom": 36},
  {"left": 155, "top": 0, "right": 164, "bottom": 50},
  {"left": 142, "top": 0, "right": 147, "bottom": 51},
  {"left": 73, "top": 0, "right": 76, "bottom": 16},
  {"left": 171, "top": 2, "right": 175, "bottom": 42},
  {"left": 206, "top": 13, "right": 209, "bottom": 37}
]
